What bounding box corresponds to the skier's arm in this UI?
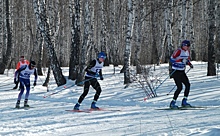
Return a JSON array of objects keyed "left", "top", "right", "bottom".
[
  {"left": 14, "top": 65, "right": 27, "bottom": 78},
  {"left": 33, "top": 69, "right": 38, "bottom": 86},
  {"left": 170, "top": 49, "right": 181, "bottom": 63},
  {"left": 85, "top": 60, "right": 96, "bottom": 75},
  {"left": 99, "top": 69, "right": 103, "bottom": 80},
  {"left": 16, "top": 62, "right": 21, "bottom": 70},
  {"left": 14, "top": 65, "right": 27, "bottom": 84},
  {"left": 34, "top": 69, "right": 38, "bottom": 83},
  {"left": 186, "top": 51, "right": 193, "bottom": 68}
]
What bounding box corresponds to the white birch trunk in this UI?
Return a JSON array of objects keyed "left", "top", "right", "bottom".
[
  {"left": 100, "top": 0, "right": 107, "bottom": 53},
  {"left": 77, "top": 0, "right": 90, "bottom": 83},
  {"left": 0, "top": 0, "right": 3, "bottom": 61},
  {"left": 110, "top": 0, "right": 119, "bottom": 66},
  {"left": 188, "top": 0, "right": 195, "bottom": 59},
  {"left": 216, "top": 1, "right": 220, "bottom": 62},
  {"left": 165, "top": 0, "right": 173, "bottom": 56},
  {"left": 33, "top": 0, "right": 66, "bottom": 86},
  {"left": 124, "top": 0, "right": 134, "bottom": 84},
  {"left": 181, "top": 0, "right": 187, "bottom": 40},
  {"left": 22, "top": 0, "right": 28, "bottom": 55},
  {"left": 69, "top": 0, "right": 81, "bottom": 80},
  {"left": 177, "top": 0, "right": 183, "bottom": 46},
  {"left": 89, "top": 0, "right": 95, "bottom": 59}
]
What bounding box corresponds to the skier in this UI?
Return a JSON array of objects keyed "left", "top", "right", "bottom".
[
  {"left": 14, "top": 61, "right": 38, "bottom": 108},
  {"left": 73, "top": 52, "right": 106, "bottom": 110},
  {"left": 13, "top": 56, "right": 30, "bottom": 89},
  {"left": 169, "top": 40, "right": 194, "bottom": 109}
]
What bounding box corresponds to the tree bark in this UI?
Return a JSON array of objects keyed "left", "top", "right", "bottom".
[
  {"left": 69, "top": 0, "right": 80, "bottom": 80},
  {"left": 123, "top": 0, "right": 134, "bottom": 84},
  {"left": 76, "top": 0, "right": 90, "bottom": 85},
  {"left": 0, "top": 0, "right": 4, "bottom": 63},
  {"left": 207, "top": 0, "right": 216, "bottom": 76},
  {"left": 0, "top": 0, "right": 12, "bottom": 74},
  {"left": 33, "top": 0, "right": 66, "bottom": 86}
]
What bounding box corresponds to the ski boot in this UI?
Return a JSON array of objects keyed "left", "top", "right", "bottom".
[
  {"left": 13, "top": 86, "right": 18, "bottom": 90},
  {"left": 73, "top": 103, "right": 80, "bottom": 110},
  {"left": 15, "top": 100, "right": 20, "bottom": 108},
  {"left": 24, "top": 99, "right": 30, "bottom": 107},
  {"left": 181, "top": 98, "right": 191, "bottom": 107},
  {"left": 91, "top": 101, "right": 99, "bottom": 110},
  {"left": 170, "top": 100, "right": 178, "bottom": 109}
]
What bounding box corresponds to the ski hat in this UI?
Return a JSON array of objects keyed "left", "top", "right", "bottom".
[
  {"left": 98, "top": 52, "right": 106, "bottom": 59},
  {"left": 20, "top": 56, "right": 25, "bottom": 60},
  {"left": 30, "top": 61, "right": 36, "bottom": 67},
  {"left": 181, "top": 40, "right": 190, "bottom": 47}
]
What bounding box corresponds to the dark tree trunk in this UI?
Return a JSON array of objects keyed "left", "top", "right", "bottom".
[
  {"left": 69, "top": 0, "right": 80, "bottom": 80},
  {"left": 43, "top": 66, "right": 50, "bottom": 87},
  {"left": 207, "top": 0, "right": 216, "bottom": 76},
  {"left": 0, "top": 0, "right": 12, "bottom": 74}
]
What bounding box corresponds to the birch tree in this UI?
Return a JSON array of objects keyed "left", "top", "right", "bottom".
[
  {"left": 134, "top": 0, "right": 144, "bottom": 74},
  {"left": 150, "top": 1, "right": 159, "bottom": 65},
  {"left": 76, "top": 0, "right": 90, "bottom": 84},
  {"left": 207, "top": 0, "right": 216, "bottom": 76},
  {"left": 188, "top": 0, "right": 195, "bottom": 60},
  {"left": 0, "top": 0, "right": 3, "bottom": 63},
  {"left": 181, "top": 0, "right": 187, "bottom": 39},
  {"left": 100, "top": 0, "right": 109, "bottom": 66},
  {"left": 110, "top": 0, "right": 119, "bottom": 67},
  {"left": 35, "top": 25, "right": 44, "bottom": 76},
  {"left": 166, "top": 0, "right": 174, "bottom": 74},
  {"left": 165, "top": 0, "right": 173, "bottom": 59},
  {"left": 216, "top": 1, "right": 220, "bottom": 63},
  {"left": 33, "top": 0, "right": 66, "bottom": 86},
  {"left": 69, "top": 0, "right": 80, "bottom": 80},
  {"left": 0, "top": 0, "right": 12, "bottom": 74},
  {"left": 177, "top": 0, "right": 183, "bottom": 46},
  {"left": 123, "top": 0, "right": 134, "bottom": 84}
]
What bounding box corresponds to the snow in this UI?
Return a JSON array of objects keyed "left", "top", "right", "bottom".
[{"left": 0, "top": 61, "right": 220, "bottom": 136}]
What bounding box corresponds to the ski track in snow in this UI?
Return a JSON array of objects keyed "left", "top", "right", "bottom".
[{"left": 0, "top": 62, "right": 220, "bottom": 136}]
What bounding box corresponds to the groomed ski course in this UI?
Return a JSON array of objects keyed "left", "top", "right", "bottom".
[{"left": 0, "top": 61, "right": 220, "bottom": 136}]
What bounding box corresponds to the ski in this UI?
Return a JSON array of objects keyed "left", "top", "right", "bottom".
[
  {"left": 65, "top": 109, "right": 91, "bottom": 113},
  {"left": 65, "top": 108, "right": 121, "bottom": 113},
  {"left": 13, "top": 106, "right": 34, "bottom": 110},
  {"left": 89, "top": 108, "right": 121, "bottom": 112},
  {"left": 156, "top": 106, "right": 207, "bottom": 110}
]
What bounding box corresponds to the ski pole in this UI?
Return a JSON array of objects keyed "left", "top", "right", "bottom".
[
  {"left": 166, "top": 68, "right": 192, "bottom": 95},
  {"left": 153, "top": 69, "right": 177, "bottom": 96},
  {"left": 43, "top": 77, "right": 96, "bottom": 98}
]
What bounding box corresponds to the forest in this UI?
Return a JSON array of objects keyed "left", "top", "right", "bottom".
[{"left": 0, "top": 0, "right": 219, "bottom": 86}]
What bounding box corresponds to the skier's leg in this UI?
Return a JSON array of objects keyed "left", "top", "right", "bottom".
[
  {"left": 24, "top": 80, "right": 30, "bottom": 107},
  {"left": 182, "top": 73, "right": 190, "bottom": 97},
  {"left": 91, "top": 79, "right": 102, "bottom": 101},
  {"left": 173, "top": 77, "right": 183, "bottom": 100},
  {"left": 17, "top": 81, "right": 25, "bottom": 101},
  {"left": 78, "top": 80, "right": 90, "bottom": 103}
]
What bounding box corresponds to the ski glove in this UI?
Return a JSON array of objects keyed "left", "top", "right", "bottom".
[
  {"left": 33, "top": 82, "right": 36, "bottom": 86},
  {"left": 190, "top": 64, "right": 194, "bottom": 69},
  {"left": 100, "top": 76, "right": 104, "bottom": 80},
  {"left": 14, "top": 78, "right": 18, "bottom": 84}
]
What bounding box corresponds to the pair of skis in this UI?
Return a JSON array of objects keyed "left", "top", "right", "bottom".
[
  {"left": 156, "top": 106, "right": 207, "bottom": 110},
  {"left": 66, "top": 108, "right": 121, "bottom": 113},
  {"left": 13, "top": 106, "right": 34, "bottom": 110}
]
